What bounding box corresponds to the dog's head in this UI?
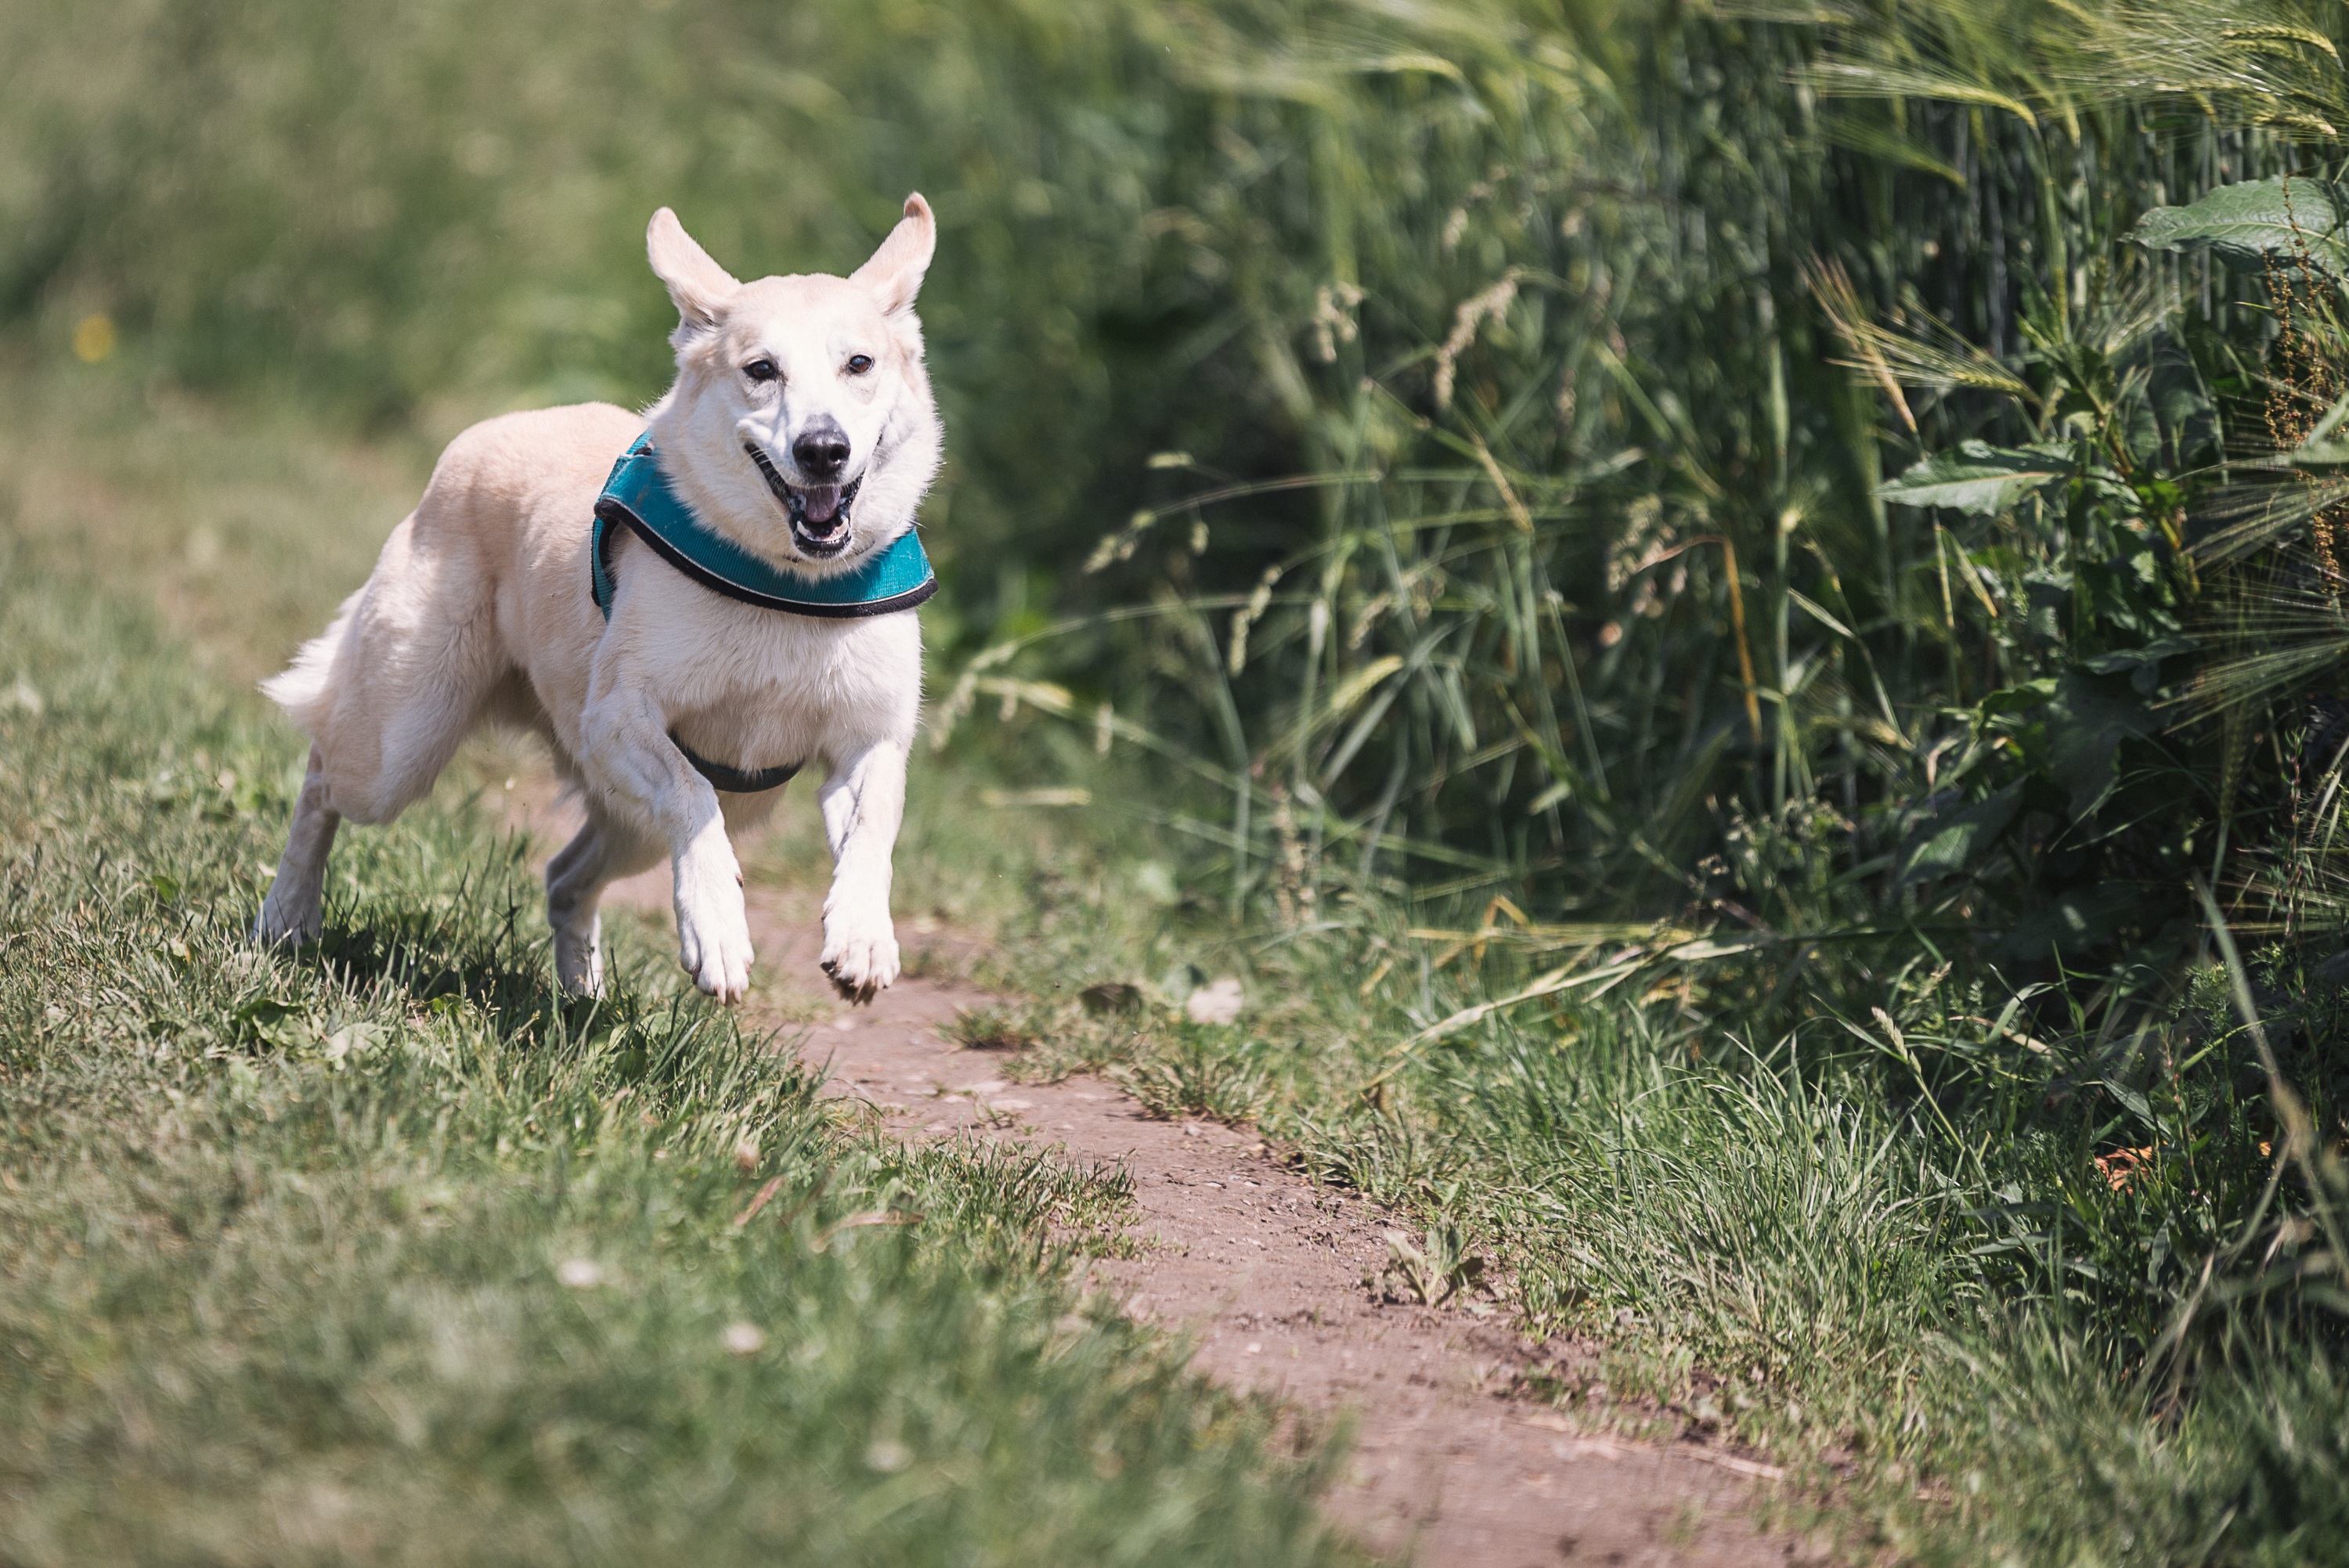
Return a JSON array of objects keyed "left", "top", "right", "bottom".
[{"left": 641, "top": 198, "right": 942, "bottom": 572}]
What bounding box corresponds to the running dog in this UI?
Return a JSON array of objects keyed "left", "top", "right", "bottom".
[{"left": 254, "top": 196, "right": 943, "bottom": 1005}]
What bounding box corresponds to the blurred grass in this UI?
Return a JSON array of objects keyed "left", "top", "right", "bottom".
[
  {"left": 0, "top": 351, "right": 436, "bottom": 685},
  {"left": 0, "top": 0, "right": 1290, "bottom": 634}
]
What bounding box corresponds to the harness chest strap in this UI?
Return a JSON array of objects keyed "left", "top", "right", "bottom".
[
  {"left": 669, "top": 739, "right": 799, "bottom": 795},
  {"left": 590, "top": 433, "right": 938, "bottom": 793}
]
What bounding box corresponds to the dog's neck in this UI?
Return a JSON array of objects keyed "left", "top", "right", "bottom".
[{"left": 591, "top": 434, "right": 935, "bottom": 621}]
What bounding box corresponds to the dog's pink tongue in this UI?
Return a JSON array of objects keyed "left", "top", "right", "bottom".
[{"left": 801, "top": 485, "right": 843, "bottom": 526}]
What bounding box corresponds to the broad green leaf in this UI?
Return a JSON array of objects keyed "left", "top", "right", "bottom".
[
  {"left": 1979, "top": 679, "right": 2057, "bottom": 717},
  {"left": 2084, "top": 636, "right": 2196, "bottom": 696},
  {"left": 1997, "top": 883, "right": 2146, "bottom": 962},
  {"left": 1900, "top": 783, "right": 2022, "bottom": 885},
  {"left": 1878, "top": 440, "right": 2069, "bottom": 515},
  {"left": 2132, "top": 177, "right": 2349, "bottom": 272},
  {"left": 2047, "top": 670, "right": 2156, "bottom": 820},
  {"left": 2099, "top": 1077, "right": 2156, "bottom": 1128}
]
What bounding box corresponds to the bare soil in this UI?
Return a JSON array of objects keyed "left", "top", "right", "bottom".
[{"left": 522, "top": 791, "right": 1806, "bottom": 1566}]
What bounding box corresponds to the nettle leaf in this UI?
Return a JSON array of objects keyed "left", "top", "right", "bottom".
[
  {"left": 2145, "top": 331, "right": 2219, "bottom": 468},
  {"left": 2075, "top": 552, "right": 2183, "bottom": 644},
  {"left": 1996, "top": 882, "right": 2146, "bottom": 964},
  {"left": 1878, "top": 440, "right": 2069, "bottom": 515},
  {"left": 2084, "top": 635, "right": 2196, "bottom": 696},
  {"left": 1979, "top": 678, "right": 2057, "bottom": 718},
  {"left": 2046, "top": 670, "right": 2158, "bottom": 820},
  {"left": 2025, "top": 571, "right": 2072, "bottom": 640},
  {"left": 2133, "top": 176, "right": 2349, "bottom": 272},
  {"left": 1900, "top": 782, "right": 2023, "bottom": 886}
]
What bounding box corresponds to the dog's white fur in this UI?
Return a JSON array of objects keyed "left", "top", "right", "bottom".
[{"left": 254, "top": 196, "right": 943, "bottom": 1005}]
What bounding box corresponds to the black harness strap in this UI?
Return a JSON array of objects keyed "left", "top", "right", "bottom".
[{"left": 669, "top": 731, "right": 801, "bottom": 794}]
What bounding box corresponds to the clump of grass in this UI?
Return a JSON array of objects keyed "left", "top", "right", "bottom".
[
  {"left": 1111, "top": 1029, "right": 1278, "bottom": 1127},
  {"left": 945, "top": 1003, "right": 1045, "bottom": 1054},
  {"left": 1369, "top": 1224, "right": 1490, "bottom": 1311}
]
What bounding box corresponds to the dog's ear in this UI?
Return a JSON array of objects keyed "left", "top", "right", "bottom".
[
  {"left": 850, "top": 194, "right": 936, "bottom": 318},
  {"left": 646, "top": 208, "right": 741, "bottom": 344}
]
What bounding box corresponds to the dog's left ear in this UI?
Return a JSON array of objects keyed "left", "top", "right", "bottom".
[{"left": 850, "top": 193, "right": 936, "bottom": 318}]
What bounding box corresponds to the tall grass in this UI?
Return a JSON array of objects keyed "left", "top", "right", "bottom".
[
  {"left": 922, "top": 0, "right": 2349, "bottom": 1453},
  {"left": 941, "top": 0, "right": 2311, "bottom": 932},
  {"left": 9, "top": 0, "right": 2325, "bottom": 928}
]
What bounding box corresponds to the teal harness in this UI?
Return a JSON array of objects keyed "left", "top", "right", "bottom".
[{"left": 590, "top": 433, "right": 936, "bottom": 793}]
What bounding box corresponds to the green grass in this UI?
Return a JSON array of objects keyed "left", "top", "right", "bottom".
[
  {"left": 10, "top": 0, "right": 2349, "bottom": 1534},
  {"left": 8, "top": 305, "right": 2347, "bottom": 1564},
  {"left": 0, "top": 386, "right": 1359, "bottom": 1565},
  {"left": 859, "top": 726, "right": 2349, "bottom": 1564}
]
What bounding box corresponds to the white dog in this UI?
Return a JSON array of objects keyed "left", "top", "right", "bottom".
[{"left": 254, "top": 196, "right": 943, "bottom": 1005}]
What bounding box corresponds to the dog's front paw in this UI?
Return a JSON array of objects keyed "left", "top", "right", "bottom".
[
  {"left": 252, "top": 879, "right": 323, "bottom": 946},
  {"left": 674, "top": 865, "right": 753, "bottom": 1004},
  {"left": 819, "top": 907, "right": 900, "bottom": 1004}
]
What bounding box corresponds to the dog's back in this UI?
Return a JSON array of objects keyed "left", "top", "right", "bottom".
[{"left": 262, "top": 402, "right": 640, "bottom": 823}]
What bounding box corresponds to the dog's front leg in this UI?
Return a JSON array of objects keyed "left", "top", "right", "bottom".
[
  {"left": 579, "top": 690, "right": 754, "bottom": 1004},
  {"left": 816, "top": 739, "right": 906, "bottom": 1004}
]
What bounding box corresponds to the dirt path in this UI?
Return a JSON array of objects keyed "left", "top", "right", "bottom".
[{"left": 524, "top": 795, "right": 1800, "bottom": 1566}]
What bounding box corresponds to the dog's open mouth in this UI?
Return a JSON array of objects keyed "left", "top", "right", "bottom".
[{"left": 746, "top": 443, "right": 861, "bottom": 558}]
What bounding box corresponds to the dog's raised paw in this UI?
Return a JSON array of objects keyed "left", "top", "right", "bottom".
[
  {"left": 819, "top": 916, "right": 900, "bottom": 1005},
  {"left": 554, "top": 913, "right": 605, "bottom": 998}
]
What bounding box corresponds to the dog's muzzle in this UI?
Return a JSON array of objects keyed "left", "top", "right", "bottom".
[{"left": 747, "top": 442, "right": 861, "bottom": 559}]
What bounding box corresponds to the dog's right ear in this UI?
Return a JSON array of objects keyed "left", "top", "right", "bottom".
[{"left": 647, "top": 208, "right": 742, "bottom": 346}]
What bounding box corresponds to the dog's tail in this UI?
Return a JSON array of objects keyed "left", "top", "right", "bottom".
[{"left": 259, "top": 586, "right": 363, "bottom": 737}]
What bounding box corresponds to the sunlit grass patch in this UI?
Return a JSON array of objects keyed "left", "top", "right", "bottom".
[{"left": 944, "top": 1003, "right": 1048, "bottom": 1056}]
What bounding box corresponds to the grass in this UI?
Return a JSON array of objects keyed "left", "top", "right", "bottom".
[
  {"left": 0, "top": 366, "right": 1359, "bottom": 1566},
  {"left": 9, "top": 0, "right": 2349, "bottom": 1542},
  {"left": 861, "top": 719, "right": 2349, "bottom": 1563},
  {"left": 11, "top": 301, "right": 2348, "bottom": 1565}
]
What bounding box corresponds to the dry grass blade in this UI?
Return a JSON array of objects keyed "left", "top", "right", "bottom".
[{"left": 1805, "top": 256, "right": 2037, "bottom": 404}]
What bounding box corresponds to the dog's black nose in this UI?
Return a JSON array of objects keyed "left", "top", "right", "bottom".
[{"left": 792, "top": 418, "right": 850, "bottom": 480}]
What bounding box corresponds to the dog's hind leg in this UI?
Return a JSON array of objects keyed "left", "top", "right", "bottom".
[
  {"left": 265, "top": 509, "right": 514, "bottom": 828},
  {"left": 254, "top": 744, "right": 342, "bottom": 945},
  {"left": 255, "top": 503, "right": 518, "bottom": 951},
  {"left": 546, "top": 809, "right": 662, "bottom": 997}
]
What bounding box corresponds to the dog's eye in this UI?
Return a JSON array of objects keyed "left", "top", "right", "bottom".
[
  {"left": 846, "top": 354, "right": 874, "bottom": 375},
  {"left": 744, "top": 359, "right": 778, "bottom": 383}
]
